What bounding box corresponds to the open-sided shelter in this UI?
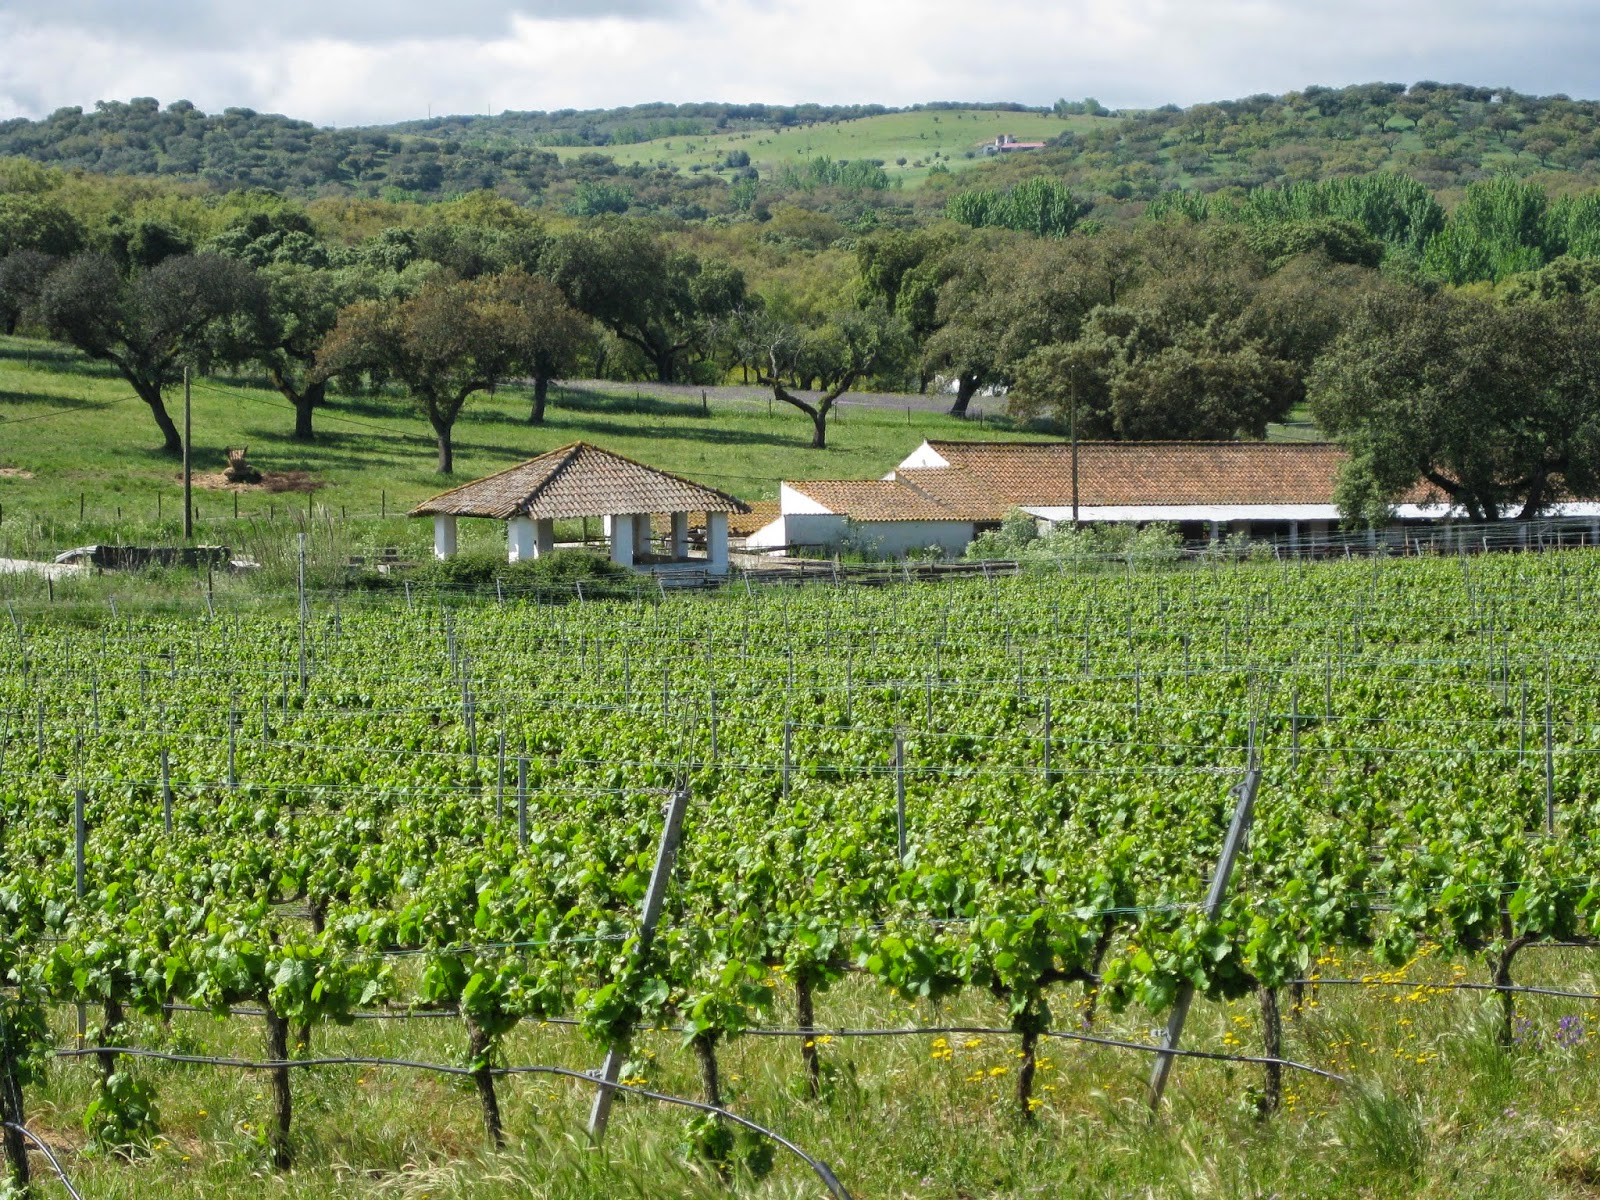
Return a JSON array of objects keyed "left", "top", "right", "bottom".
[{"left": 410, "top": 442, "right": 750, "bottom": 574}]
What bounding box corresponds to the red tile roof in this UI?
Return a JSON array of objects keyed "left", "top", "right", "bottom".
[
  {"left": 917, "top": 441, "right": 1351, "bottom": 507},
  {"left": 785, "top": 479, "right": 970, "bottom": 522},
  {"left": 411, "top": 442, "right": 750, "bottom": 520}
]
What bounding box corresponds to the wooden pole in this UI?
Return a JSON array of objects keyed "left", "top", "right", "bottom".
[
  {"left": 1148, "top": 763, "right": 1261, "bottom": 1110},
  {"left": 182, "top": 366, "right": 193, "bottom": 542},
  {"left": 588, "top": 785, "right": 691, "bottom": 1142}
]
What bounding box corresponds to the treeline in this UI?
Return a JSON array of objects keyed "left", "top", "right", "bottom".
[
  {"left": 0, "top": 99, "right": 734, "bottom": 214},
  {"left": 13, "top": 83, "right": 1600, "bottom": 220},
  {"left": 5, "top": 137, "right": 1600, "bottom": 522},
  {"left": 1146, "top": 171, "right": 1600, "bottom": 285}
]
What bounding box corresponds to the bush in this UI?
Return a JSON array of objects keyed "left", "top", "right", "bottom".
[
  {"left": 966, "top": 509, "right": 1182, "bottom": 568},
  {"left": 412, "top": 547, "right": 635, "bottom": 599}
]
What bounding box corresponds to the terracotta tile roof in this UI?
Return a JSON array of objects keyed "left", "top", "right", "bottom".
[
  {"left": 727, "top": 500, "right": 779, "bottom": 537},
  {"left": 895, "top": 468, "right": 1013, "bottom": 522},
  {"left": 411, "top": 442, "right": 750, "bottom": 520},
  {"left": 918, "top": 441, "right": 1351, "bottom": 506},
  {"left": 786, "top": 479, "right": 968, "bottom": 522}
]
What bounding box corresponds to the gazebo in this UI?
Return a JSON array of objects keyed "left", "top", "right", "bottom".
[{"left": 409, "top": 442, "right": 750, "bottom": 575}]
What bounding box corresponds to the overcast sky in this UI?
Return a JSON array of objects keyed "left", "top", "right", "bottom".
[{"left": 2, "top": 0, "right": 1598, "bottom": 128}]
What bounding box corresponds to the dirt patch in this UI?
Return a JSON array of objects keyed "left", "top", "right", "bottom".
[
  {"left": 0, "top": 466, "right": 34, "bottom": 479},
  {"left": 188, "top": 470, "right": 322, "bottom": 494}
]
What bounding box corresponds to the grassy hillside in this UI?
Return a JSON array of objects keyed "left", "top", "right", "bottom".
[
  {"left": 13, "top": 84, "right": 1600, "bottom": 218},
  {"left": 0, "top": 335, "right": 1047, "bottom": 561},
  {"left": 547, "top": 109, "right": 1099, "bottom": 187}
]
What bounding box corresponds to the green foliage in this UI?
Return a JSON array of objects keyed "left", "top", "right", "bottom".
[
  {"left": 1423, "top": 174, "right": 1552, "bottom": 283},
  {"left": 966, "top": 509, "right": 1183, "bottom": 566},
  {"left": 565, "top": 180, "right": 633, "bottom": 217},
  {"left": 412, "top": 547, "right": 632, "bottom": 596},
  {"left": 947, "top": 177, "right": 1091, "bottom": 237},
  {"left": 84, "top": 1070, "right": 161, "bottom": 1155},
  {"left": 777, "top": 156, "right": 890, "bottom": 192}
]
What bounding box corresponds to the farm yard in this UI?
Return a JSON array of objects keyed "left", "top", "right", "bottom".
[{"left": 4, "top": 550, "right": 1600, "bottom": 1198}]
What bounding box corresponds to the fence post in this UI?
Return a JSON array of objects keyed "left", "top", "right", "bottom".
[
  {"left": 516, "top": 757, "right": 528, "bottom": 851},
  {"left": 75, "top": 785, "right": 87, "bottom": 1047},
  {"left": 1042, "top": 696, "right": 1052, "bottom": 783},
  {"left": 496, "top": 730, "right": 506, "bottom": 820},
  {"left": 894, "top": 734, "right": 907, "bottom": 861},
  {"left": 782, "top": 720, "right": 792, "bottom": 801},
  {"left": 1545, "top": 691, "right": 1556, "bottom": 835},
  {"left": 588, "top": 784, "right": 691, "bottom": 1142},
  {"left": 1147, "top": 762, "right": 1261, "bottom": 1111},
  {"left": 297, "top": 534, "right": 309, "bottom": 694}
]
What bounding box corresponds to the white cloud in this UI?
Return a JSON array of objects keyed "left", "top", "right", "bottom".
[{"left": 2, "top": 0, "right": 1598, "bottom": 128}]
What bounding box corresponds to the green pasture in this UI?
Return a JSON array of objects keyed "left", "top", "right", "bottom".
[
  {"left": 0, "top": 335, "right": 1050, "bottom": 561},
  {"left": 548, "top": 109, "right": 1109, "bottom": 186}
]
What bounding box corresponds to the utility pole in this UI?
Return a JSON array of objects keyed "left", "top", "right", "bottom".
[{"left": 182, "top": 365, "right": 193, "bottom": 541}]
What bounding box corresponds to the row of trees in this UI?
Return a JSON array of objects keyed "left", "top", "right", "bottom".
[
  {"left": 0, "top": 201, "right": 921, "bottom": 466},
  {"left": 5, "top": 160, "right": 1600, "bottom": 517}
]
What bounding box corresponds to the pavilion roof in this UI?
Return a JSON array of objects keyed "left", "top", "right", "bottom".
[{"left": 410, "top": 442, "right": 750, "bottom": 521}]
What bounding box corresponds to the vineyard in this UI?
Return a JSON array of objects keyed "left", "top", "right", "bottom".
[{"left": 3, "top": 550, "right": 1600, "bottom": 1197}]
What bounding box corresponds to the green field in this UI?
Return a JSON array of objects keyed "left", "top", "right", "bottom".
[
  {"left": 4, "top": 554, "right": 1600, "bottom": 1198},
  {"left": 548, "top": 109, "right": 1108, "bottom": 186}
]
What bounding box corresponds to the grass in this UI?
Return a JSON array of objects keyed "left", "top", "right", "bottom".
[
  {"left": 547, "top": 109, "right": 1110, "bottom": 187},
  {"left": 20, "top": 947, "right": 1600, "bottom": 1198},
  {"left": 0, "top": 335, "right": 1054, "bottom": 564}
]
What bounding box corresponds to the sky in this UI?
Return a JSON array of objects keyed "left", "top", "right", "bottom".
[{"left": 2, "top": 0, "right": 1598, "bottom": 128}]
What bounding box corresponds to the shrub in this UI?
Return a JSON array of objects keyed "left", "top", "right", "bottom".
[{"left": 412, "top": 547, "right": 634, "bottom": 599}]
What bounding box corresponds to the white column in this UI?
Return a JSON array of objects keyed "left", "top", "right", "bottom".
[
  {"left": 670, "top": 511, "right": 690, "bottom": 559},
  {"left": 1208, "top": 519, "right": 1221, "bottom": 543},
  {"left": 706, "top": 512, "right": 729, "bottom": 575},
  {"left": 632, "top": 513, "right": 653, "bottom": 558},
  {"left": 507, "top": 515, "right": 536, "bottom": 562},
  {"left": 1287, "top": 521, "right": 1300, "bottom": 557},
  {"left": 535, "top": 518, "right": 554, "bottom": 557},
  {"left": 610, "top": 512, "right": 635, "bottom": 568},
  {"left": 432, "top": 514, "right": 458, "bottom": 560}
]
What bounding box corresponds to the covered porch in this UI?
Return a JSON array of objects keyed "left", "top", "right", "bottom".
[{"left": 410, "top": 442, "right": 749, "bottom": 575}]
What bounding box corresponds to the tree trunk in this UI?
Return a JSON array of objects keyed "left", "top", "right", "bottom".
[
  {"left": 528, "top": 376, "right": 550, "bottom": 425},
  {"left": 132, "top": 377, "right": 183, "bottom": 455},
  {"left": 0, "top": 1009, "right": 30, "bottom": 1196},
  {"left": 263, "top": 1006, "right": 293, "bottom": 1170},
  {"left": 290, "top": 380, "right": 324, "bottom": 442},
  {"left": 1016, "top": 1025, "right": 1039, "bottom": 1122},
  {"left": 1256, "top": 985, "right": 1282, "bottom": 1116},
  {"left": 810, "top": 408, "right": 828, "bottom": 449},
  {"left": 465, "top": 1015, "right": 505, "bottom": 1148},
  {"left": 97, "top": 997, "right": 124, "bottom": 1088},
  {"left": 1492, "top": 942, "right": 1523, "bottom": 1047},
  {"left": 796, "top": 974, "right": 820, "bottom": 1098},
  {"left": 434, "top": 423, "right": 454, "bottom": 475},
  {"left": 692, "top": 1031, "right": 722, "bottom": 1108},
  {"left": 654, "top": 349, "right": 676, "bottom": 384},
  {"left": 948, "top": 373, "right": 980, "bottom": 418}
]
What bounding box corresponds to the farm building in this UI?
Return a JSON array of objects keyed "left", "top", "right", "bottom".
[
  {"left": 745, "top": 440, "right": 1600, "bottom": 558},
  {"left": 411, "top": 442, "right": 749, "bottom": 575}
]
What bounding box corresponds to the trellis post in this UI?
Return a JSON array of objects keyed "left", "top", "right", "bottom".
[
  {"left": 1148, "top": 760, "right": 1261, "bottom": 1111},
  {"left": 588, "top": 784, "right": 691, "bottom": 1142}
]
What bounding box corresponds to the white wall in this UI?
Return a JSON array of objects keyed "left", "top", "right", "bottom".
[
  {"left": 850, "top": 520, "right": 975, "bottom": 559},
  {"left": 748, "top": 513, "right": 975, "bottom": 559},
  {"left": 896, "top": 441, "right": 952, "bottom": 470}
]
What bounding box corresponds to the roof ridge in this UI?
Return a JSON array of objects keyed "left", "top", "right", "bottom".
[
  {"left": 411, "top": 441, "right": 583, "bottom": 511},
  {"left": 562, "top": 441, "right": 749, "bottom": 511}
]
